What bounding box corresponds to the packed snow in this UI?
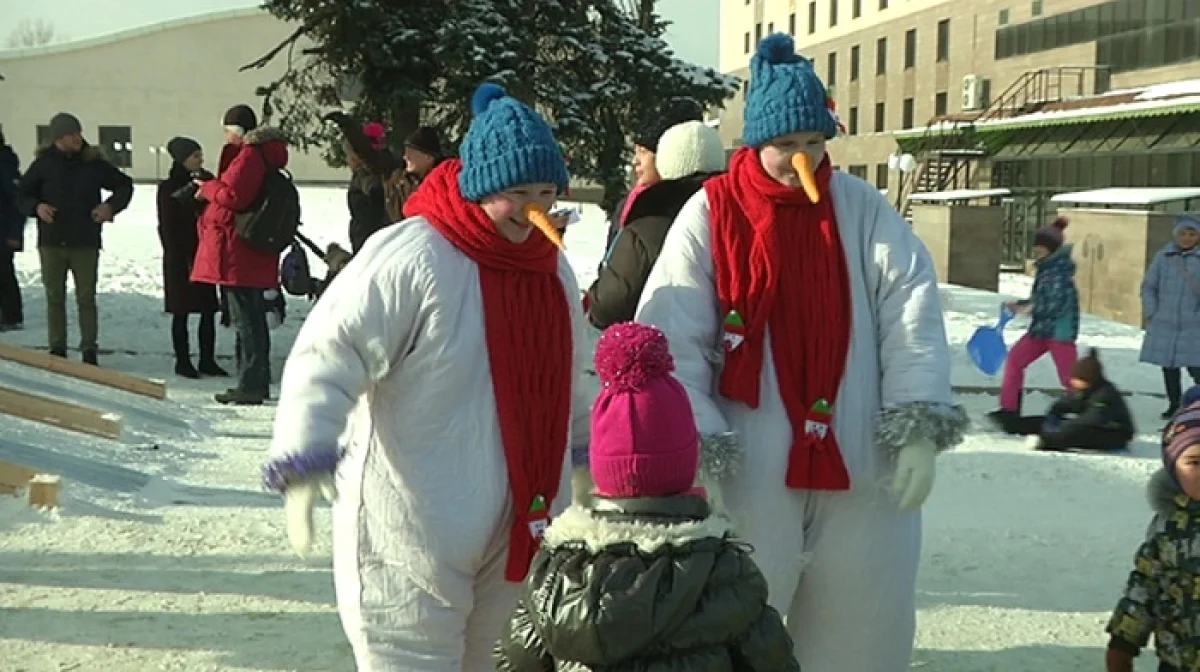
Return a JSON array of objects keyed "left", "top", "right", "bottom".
[{"left": 0, "top": 186, "right": 1175, "bottom": 671}]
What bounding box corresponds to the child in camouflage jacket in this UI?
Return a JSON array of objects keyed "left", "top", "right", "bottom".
[{"left": 1107, "top": 404, "right": 1200, "bottom": 672}]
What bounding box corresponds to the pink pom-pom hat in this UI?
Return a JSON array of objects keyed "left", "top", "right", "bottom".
[
  {"left": 363, "top": 122, "right": 387, "bottom": 151},
  {"left": 590, "top": 322, "right": 699, "bottom": 499}
]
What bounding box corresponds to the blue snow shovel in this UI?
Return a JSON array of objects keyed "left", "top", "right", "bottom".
[{"left": 967, "top": 304, "right": 1016, "bottom": 376}]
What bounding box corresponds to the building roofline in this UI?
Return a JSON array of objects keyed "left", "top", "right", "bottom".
[{"left": 0, "top": 7, "right": 268, "bottom": 61}]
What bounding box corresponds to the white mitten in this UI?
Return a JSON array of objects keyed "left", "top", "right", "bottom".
[
  {"left": 284, "top": 474, "right": 338, "bottom": 557},
  {"left": 891, "top": 440, "right": 937, "bottom": 512}
]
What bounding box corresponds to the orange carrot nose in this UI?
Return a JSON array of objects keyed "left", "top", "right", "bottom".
[
  {"left": 523, "top": 203, "right": 567, "bottom": 250},
  {"left": 790, "top": 153, "right": 821, "bottom": 204}
]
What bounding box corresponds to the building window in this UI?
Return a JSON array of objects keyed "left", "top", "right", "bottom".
[
  {"left": 879, "top": 0, "right": 888, "bottom": 9},
  {"left": 789, "top": 12, "right": 796, "bottom": 34},
  {"left": 876, "top": 164, "right": 889, "bottom": 190},
  {"left": 874, "top": 102, "right": 886, "bottom": 132},
  {"left": 98, "top": 125, "right": 133, "bottom": 169},
  {"left": 998, "top": 8, "right": 1010, "bottom": 25},
  {"left": 744, "top": 31, "right": 750, "bottom": 53},
  {"left": 936, "top": 19, "right": 950, "bottom": 61},
  {"left": 1032, "top": 0, "right": 1043, "bottom": 16},
  {"left": 827, "top": 52, "right": 838, "bottom": 86},
  {"left": 876, "top": 37, "right": 888, "bottom": 75},
  {"left": 935, "top": 91, "right": 948, "bottom": 115},
  {"left": 848, "top": 106, "right": 859, "bottom": 134},
  {"left": 902, "top": 98, "right": 915, "bottom": 129},
  {"left": 904, "top": 29, "right": 917, "bottom": 69},
  {"left": 852, "top": 0, "right": 862, "bottom": 19},
  {"left": 808, "top": 2, "right": 817, "bottom": 34},
  {"left": 830, "top": 0, "right": 838, "bottom": 27},
  {"left": 849, "top": 164, "right": 868, "bottom": 179},
  {"left": 768, "top": 21, "right": 774, "bottom": 33},
  {"left": 755, "top": 22, "right": 762, "bottom": 44},
  {"left": 850, "top": 44, "right": 861, "bottom": 80}
]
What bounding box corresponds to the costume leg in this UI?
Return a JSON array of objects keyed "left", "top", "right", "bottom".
[
  {"left": 462, "top": 517, "right": 522, "bottom": 671},
  {"left": 999, "top": 335, "right": 1047, "bottom": 411},
  {"left": 786, "top": 490, "right": 921, "bottom": 672}
]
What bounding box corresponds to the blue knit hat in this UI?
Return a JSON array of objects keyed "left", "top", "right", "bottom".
[
  {"left": 457, "top": 83, "right": 570, "bottom": 202},
  {"left": 1174, "top": 214, "right": 1200, "bottom": 238},
  {"left": 743, "top": 33, "right": 839, "bottom": 147}
]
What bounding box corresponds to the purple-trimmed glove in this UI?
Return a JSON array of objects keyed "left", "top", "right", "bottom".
[{"left": 264, "top": 452, "right": 340, "bottom": 557}]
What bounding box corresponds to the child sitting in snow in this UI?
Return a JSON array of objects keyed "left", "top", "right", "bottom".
[
  {"left": 1106, "top": 403, "right": 1200, "bottom": 672},
  {"left": 494, "top": 322, "right": 799, "bottom": 671},
  {"left": 989, "top": 216, "right": 1080, "bottom": 433},
  {"left": 1020, "top": 348, "right": 1135, "bottom": 452}
]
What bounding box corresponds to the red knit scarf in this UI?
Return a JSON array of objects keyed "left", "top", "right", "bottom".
[
  {"left": 705, "top": 147, "right": 852, "bottom": 491},
  {"left": 404, "top": 160, "right": 573, "bottom": 580}
]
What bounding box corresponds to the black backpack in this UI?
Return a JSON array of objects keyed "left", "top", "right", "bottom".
[{"left": 235, "top": 145, "right": 301, "bottom": 254}]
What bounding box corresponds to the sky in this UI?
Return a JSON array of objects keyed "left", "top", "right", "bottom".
[{"left": 0, "top": 0, "right": 719, "bottom": 69}]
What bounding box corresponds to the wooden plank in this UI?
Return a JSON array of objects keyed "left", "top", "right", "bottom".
[
  {"left": 0, "top": 385, "right": 123, "bottom": 440},
  {"left": 0, "top": 460, "right": 38, "bottom": 495},
  {"left": 0, "top": 341, "right": 166, "bottom": 400}
]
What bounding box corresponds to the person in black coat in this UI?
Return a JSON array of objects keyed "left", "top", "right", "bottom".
[
  {"left": 0, "top": 129, "right": 24, "bottom": 330},
  {"left": 587, "top": 120, "right": 726, "bottom": 329},
  {"left": 156, "top": 137, "right": 227, "bottom": 379},
  {"left": 1020, "top": 348, "right": 1136, "bottom": 452}
]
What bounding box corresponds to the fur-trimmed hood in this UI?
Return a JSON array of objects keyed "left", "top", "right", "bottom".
[
  {"left": 244, "top": 126, "right": 288, "bottom": 146},
  {"left": 1149, "top": 468, "right": 1189, "bottom": 516},
  {"left": 542, "top": 495, "right": 735, "bottom": 554}
]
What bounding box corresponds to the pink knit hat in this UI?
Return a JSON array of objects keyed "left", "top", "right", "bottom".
[{"left": 590, "top": 322, "right": 699, "bottom": 498}]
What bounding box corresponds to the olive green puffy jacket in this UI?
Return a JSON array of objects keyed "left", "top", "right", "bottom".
[{"left": 494, "top": 494, "right": 800, "bottom": 671}]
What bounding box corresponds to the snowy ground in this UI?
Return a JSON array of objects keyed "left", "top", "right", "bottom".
[{"left": 0, "top": 186, "right": 1174, "bottom": 671}]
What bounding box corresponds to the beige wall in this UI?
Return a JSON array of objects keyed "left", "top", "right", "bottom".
[
  {"left": 719, "top": 0, "right": 1200, "bottom": 194},
  {"left": 0, "top": 9, "right": 345, "bottom": 183}
]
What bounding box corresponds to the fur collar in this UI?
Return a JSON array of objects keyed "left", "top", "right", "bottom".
[
  {"left": 542, "top": 503, "right": 736, "bottom": 554},
  {"left": 244, "top": 126, "right": 287, "bottom": 146},
  {"left": 1149, "top": 468, "right": 1188, "bottom": 516}
]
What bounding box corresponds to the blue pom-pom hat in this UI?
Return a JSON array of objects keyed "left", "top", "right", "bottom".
[
  {"left": 743, "top": 33, "right": 840, "bottom": 147},
  {"left": 457, "top": 82, "right": 571, "bottom": 202}
]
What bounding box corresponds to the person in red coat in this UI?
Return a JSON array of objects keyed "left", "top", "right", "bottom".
[{"left": 192, "top": 104, "right": 287, "bottom": 405}]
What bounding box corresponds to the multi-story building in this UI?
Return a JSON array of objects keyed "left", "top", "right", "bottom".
[{"left": 718, "top": 0, "right": 1200, "bottom": 259}]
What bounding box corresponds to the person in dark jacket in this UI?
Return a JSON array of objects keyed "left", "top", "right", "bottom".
[
  {"left": 0, "top": 129, "right": 25, "bottom": 330},
  {"left": 586, "top": 120, "right": 726, "bottom": 329},
  {"left": 156, "top": 136, "right": 228, "bottom": 379},
  {"left": 1016, "top": 349, "right": 1136, "bottom": 451},
  {"left": 17, "top": 112, "right": 134, "bottom": 365},
  {"left": 495, "top": 323, "right": 798, "bottom": 672},
  {"left": 596, "top": 98, "right": 706, "bottom": 277}
]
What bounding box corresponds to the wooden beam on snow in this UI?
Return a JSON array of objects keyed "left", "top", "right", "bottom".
[
  {"left": 0, "top": 342, "right": 166, "bottom": 400},
  {"left": 0, "top": 460, "right": 38, "bottom": 496},
  {"left": 0, "top": 385, "right": 123, "bottom": 440}
]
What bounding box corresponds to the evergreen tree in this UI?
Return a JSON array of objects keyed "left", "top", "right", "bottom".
[{"left": 244, "top": 0, "right": 738, "bottom": 207}]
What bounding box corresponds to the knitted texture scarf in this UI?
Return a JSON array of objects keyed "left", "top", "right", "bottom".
[
  {"left": 404, "top": 159, "right": 574, "bottom": 580},
  {"left": 704, "top": 146, "right": 852, "bottom": 490}
]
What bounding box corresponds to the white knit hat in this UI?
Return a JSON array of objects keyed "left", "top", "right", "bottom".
[{"left": 655, "top": 121, "right": 726, "bottom": 181}]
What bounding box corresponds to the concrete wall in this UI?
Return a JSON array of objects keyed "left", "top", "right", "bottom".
[
  {"left": 910, "top": 203, "right": 1004, "bottom": 291},
  {"left": 0, "top": 9, "right": 344, "bottom": 183},
  {"left": 1061, "top": 207, "right": 1179, "bottom": 327}
]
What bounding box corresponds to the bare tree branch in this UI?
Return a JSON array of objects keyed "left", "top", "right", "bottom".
[
  {"left": 6, "top": 18, "right": 59, "bottom": 49},
  {"left": 239, "top": 24, "right": 309, "bottom": 72}
]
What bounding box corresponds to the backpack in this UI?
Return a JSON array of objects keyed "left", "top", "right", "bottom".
[
  {"left": 280, "top": 242, "right": 314, "bottom": 297},
  {"left": 235, "top": 145, "right": 302, "bottom": 254}
]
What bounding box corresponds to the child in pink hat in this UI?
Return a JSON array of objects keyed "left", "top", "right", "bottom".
[{"left": 495, "top": 321, "right": 798, "bottom": 671}]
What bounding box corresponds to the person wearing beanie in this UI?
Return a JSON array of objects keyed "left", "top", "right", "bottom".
[
  {"left": 495, "top": 322, "right": 799, "bottom": 671},
  {"left": 16, "top": 111, "right": 134, "bottom": 365},
  {"left": 1106, "top": 404, "right": 1200, "bottom": 672},
  {"left": 154, "top": 137, "right": 227, "bottom": 380},
  {"left": 1016, "top": 348, "right": 1134, "bottom": 452},
  {"left": 631, "top": 32, "right": 966, "bottom": 670},
  {"left": 0, "top": 129, "right": 25, "bottom": 332},
  {"left": 192, "top": 103, "right": 289, "bottom": 405},
  {"left": 265, "top": 81, "right": 591, "bottom": 670},
  {"left": 321, "top": 111, "right": 408, "bottom": 253},
  {"left": 989, "top": 214, "right": 1081, "bottom": 430},
  {"left": 1140, "top": 214, "right": 1200, "bottom": 419},
  {"left": 586, "top": 120, "right": 725, "bottom": 329},
  {"left": 597, "top": 97, "right": 706, "bottom": 271}
]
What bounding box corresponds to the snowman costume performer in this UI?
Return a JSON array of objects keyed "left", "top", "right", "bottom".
[
  {"left": 263, "top": 83, "right": 591, "bottom": 671},
  {"left": 634, "top": 34, "right": 968, "bottom": 671}
]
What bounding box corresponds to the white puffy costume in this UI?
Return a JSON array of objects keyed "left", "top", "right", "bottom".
[
  {"left": 634, "top": 33, "right": 968, "bottom": 672},
  {"left": 264, "top": 84, "right": 591, "bottom": 671}
]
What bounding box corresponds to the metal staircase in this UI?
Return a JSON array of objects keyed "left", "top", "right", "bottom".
[{"left": 899, "top": 66, "right": 1109, "bottom": 218}]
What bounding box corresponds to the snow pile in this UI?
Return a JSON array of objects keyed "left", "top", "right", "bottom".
[
  {"left": 1135, "top": 78, "right": 1200, "bottom": 101},
  {"left": 0, "top": 186, "right": 1176, "bottom": 671}
]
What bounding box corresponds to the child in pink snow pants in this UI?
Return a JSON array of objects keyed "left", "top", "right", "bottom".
[{"left": 993, "top": 217, "right": 1080, "bottom": 425}]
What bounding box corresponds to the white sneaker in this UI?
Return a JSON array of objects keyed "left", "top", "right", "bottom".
[{"left": 1024, "top": 435, "right": 1043, "bottom": 451}]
